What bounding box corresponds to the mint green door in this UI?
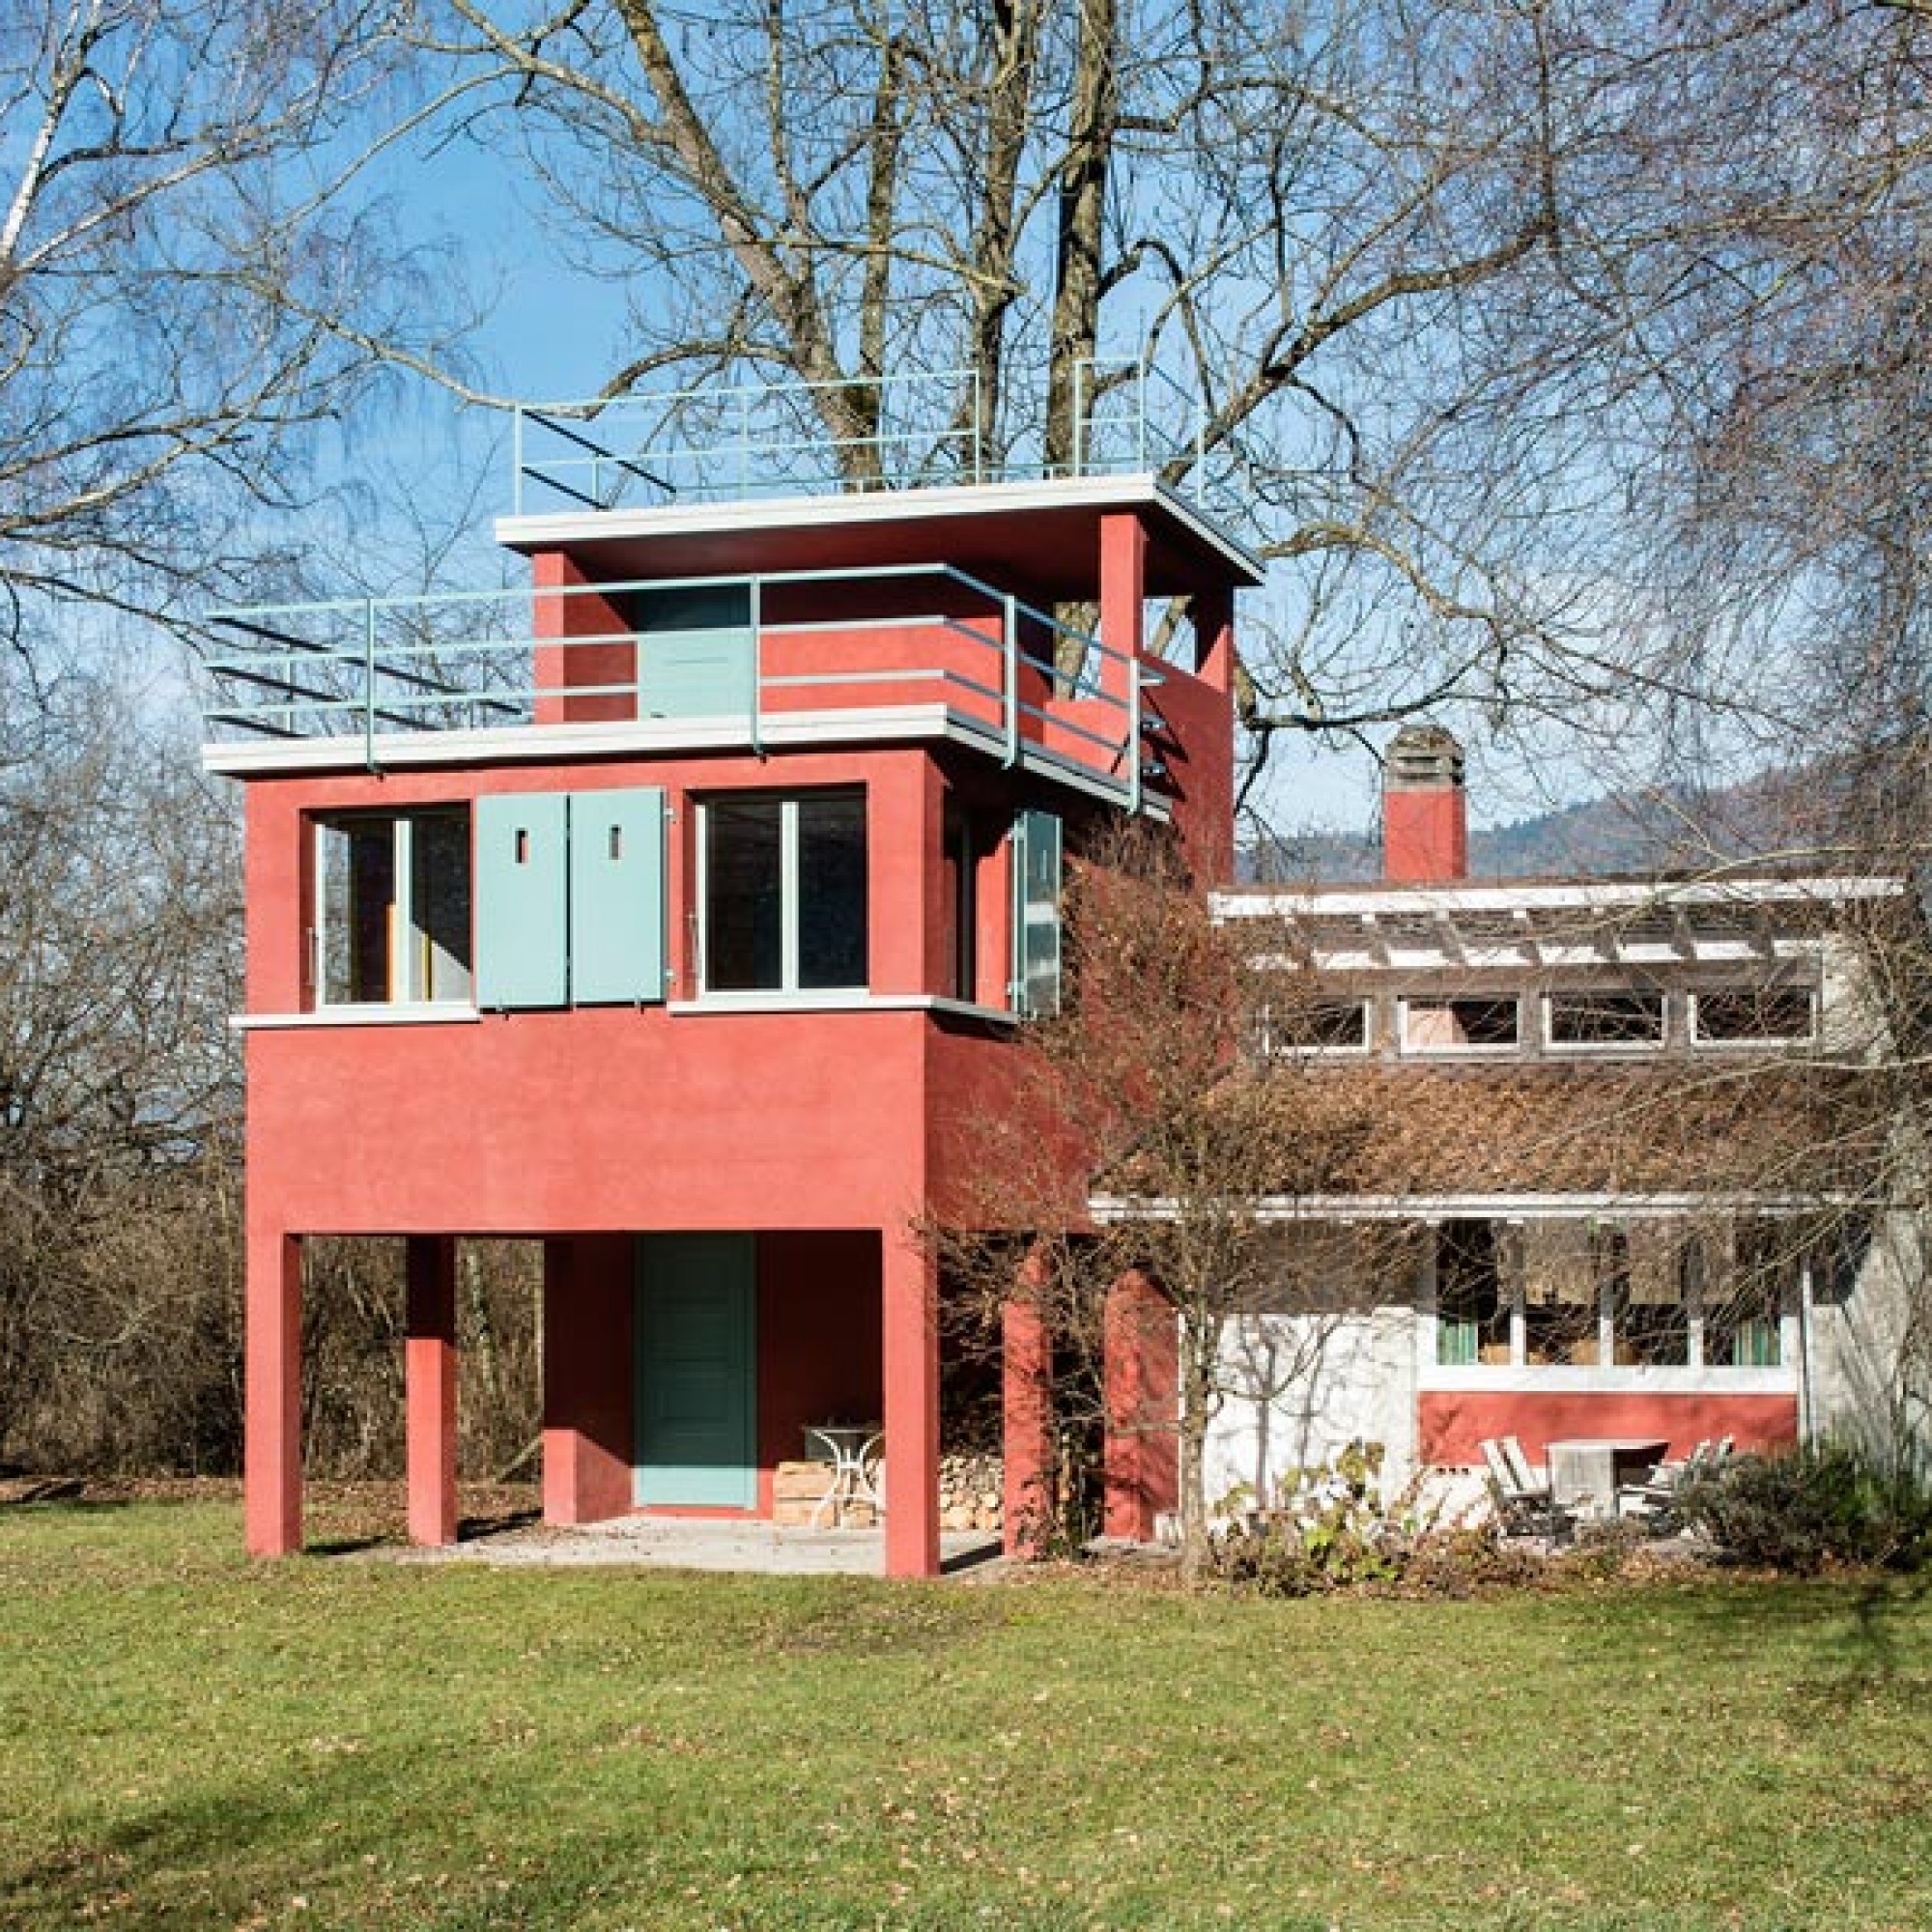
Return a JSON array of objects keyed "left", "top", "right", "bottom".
[{"left": 634, "top": 1234, "right": 757, "bottom": 1507}]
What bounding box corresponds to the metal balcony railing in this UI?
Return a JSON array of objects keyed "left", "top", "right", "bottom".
[
  {"left": 202, "top": 563, "right": 1172, "bottom": 810},
  {"left": 509, "top": 360, "right": 1212, "bottom": 516}
]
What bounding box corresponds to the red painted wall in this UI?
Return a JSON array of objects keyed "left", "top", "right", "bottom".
[
  {"left": 756, "top": 1231, "right": 884, "bottom": 1514},
  {"left": 1419, "top": 1391, "right": 1799, "bottom": 1467},
  {"left": 542, "top": 1235, "right": 635, "bottom": 1523},
  {"left": 1143, "top": 659, "right": 1234, "bottom": 884}
]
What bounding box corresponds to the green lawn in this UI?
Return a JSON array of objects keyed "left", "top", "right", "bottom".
[{"left": 1, "top": 1500, "right": 1926, "bottom": 1930}]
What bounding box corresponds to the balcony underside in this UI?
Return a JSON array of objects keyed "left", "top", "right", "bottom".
[{"left": 201, "top": 699, "right": 1173, "bottom": 814}]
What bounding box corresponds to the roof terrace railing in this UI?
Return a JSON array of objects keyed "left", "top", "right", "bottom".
[
  {"left": 509, "top": 359, "right": 1211, "bottom": 516},
  {"left": 203, "top": 562, "right": 1169, "bottom": 810}
]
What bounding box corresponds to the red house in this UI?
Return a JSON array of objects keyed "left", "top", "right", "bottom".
[{"left": 205, "top": 393, "right": 1262, "bottom": 1576}]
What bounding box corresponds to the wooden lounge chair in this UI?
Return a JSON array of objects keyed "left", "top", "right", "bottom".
[{"left": 1481, "top": 1437, "right": 1572, "bottom": 1540}]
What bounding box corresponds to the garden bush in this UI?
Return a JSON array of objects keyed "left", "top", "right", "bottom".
[{"left": 1676, "top": 1443, "right": 1932, "bottom": 1575}]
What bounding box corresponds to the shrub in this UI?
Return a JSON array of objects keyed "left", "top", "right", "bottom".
[
  {"left": 1208, "top": 1442, "right": 1415, "bottom": 1596},
  {"left": 1676, "top": 1444, "right": 1932, "bottom": 1575}
]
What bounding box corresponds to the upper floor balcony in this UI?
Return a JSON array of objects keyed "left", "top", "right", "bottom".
[{"left": 200, "top": 371, "right": 1263, "bottom": 810}]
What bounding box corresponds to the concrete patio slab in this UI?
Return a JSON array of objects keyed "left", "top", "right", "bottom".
[{"left": 405, "top": 1515, "right": 1005, "bottom": 1577}]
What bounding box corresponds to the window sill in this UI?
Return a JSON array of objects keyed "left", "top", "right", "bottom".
[
  {"left": 669, "top": 992, "right": 1014, "bottom": 1024},
  {"left": 1420, "top": 1365, "right": 1795, "bottom": 1395},
  {"left": 232, "top": 1005, "right": 482, "bottom": 1031}
]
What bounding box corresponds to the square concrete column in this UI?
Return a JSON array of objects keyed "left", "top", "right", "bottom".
[
  {"left": 1103, "top": 1269, "right": 1179, "bottom": 1542},
  {"left": 882, "top": 1228, "right": 941, "bottom": 1578},
  {"left": 244, "top": 1224, "right": 303, "bottom": 1557},
  {"left": 1002, "top": 1258, "right": 1055, "bottom": 1560},
  {"left": 405, "top": 1236, "right": 460, "bottom": 1547}
]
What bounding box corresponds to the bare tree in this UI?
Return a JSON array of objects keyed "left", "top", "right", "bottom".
[
  {"left": 935, "top": 825, "right": 1405, "bottom": 1578},
  {"left": 0, "top": 0, "right": 459, "bottom": 656},
  {"left": 409, "top": 0, "right": 1604, "bottom": 784},
  {"left": 0, "top": 665, "right": 243, "bottom": 1469}
]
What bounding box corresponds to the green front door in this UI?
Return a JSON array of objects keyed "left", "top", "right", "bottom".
[{"left": 634, "top": 1234, "right": 757, "bottom": 1507}]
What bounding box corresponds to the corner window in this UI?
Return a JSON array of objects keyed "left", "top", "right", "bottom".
[
  {"left": 315, "top": 809, "right": 471, "bottom": 1006},
  {"left": 1547, "top": 989, "right": 1664, "bottom": 1049},
  {"left": 941, "top": 802, "right": 979, "bottom": 1003},
  {"left": 700, "top": 791, "right": 867, "bottom": 993},
  {"left": 1010, "top": 808, "right": 1064, "bottom": 1018},
  {"left": 1402, "top": 996, "right": 1520, "bottom": 1054}
]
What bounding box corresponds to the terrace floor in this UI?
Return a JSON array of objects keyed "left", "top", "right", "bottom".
[{"left": 401, "top": 1513, "right": 1005, "bottom": 1577}]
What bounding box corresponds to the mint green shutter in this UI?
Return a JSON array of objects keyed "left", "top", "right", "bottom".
[
  {"left": 1010, "top": 808, "right": 1063, "bottom": 1018},
  {"left": 636, "top": 584, "right": 755, "bottom": 718},
  {"left": 569, "top": 787, "right": 668, "bottom": 1004},
  {"left": 474, "top": 792, "right": 569, "bottom": 1009}
]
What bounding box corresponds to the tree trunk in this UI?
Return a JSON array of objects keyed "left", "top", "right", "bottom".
[{"left": 1042, "top": 0, "right": 1117, "bottom": 478}]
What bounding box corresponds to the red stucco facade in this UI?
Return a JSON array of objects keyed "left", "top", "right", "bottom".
[{"left": 229, "top": 482, "right": 1250, "bottom": 1576}]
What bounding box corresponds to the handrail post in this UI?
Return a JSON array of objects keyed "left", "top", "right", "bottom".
[
  {"left": 362, "top": 598, "right": 378, "bottom": 772},
  {"left": 1127, "top": 647, "right": 1142, "bottom": 813},
  {"left": 1003, "top": 592, "right": 1019, "bottom": 768},
  {"left": 749, "top": 576, "right": 764, "bottom": 757}
]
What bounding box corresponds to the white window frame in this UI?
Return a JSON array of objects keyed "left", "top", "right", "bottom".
[
  {"left": 1398, "top": 993, "right": 1522, "bottom": 1058},
  {"left": 696, "top": 790, "right": 867, "bottom": 1000},
  {"left": 312, "top": 809, "right": 471, "bottom": 1009},
  {"left": 1542, "top": 988, "right": 1667, "bottom": 1055},
  {"left": 1254, "top": 996, "right": 1372, "bottom": 1060},
  {"left": 1419, "top": 1217, "right": 1799, "bottom": 1392},
  {"left": 1688, "top": 984, "right": 1819, "bottom": 1050}
]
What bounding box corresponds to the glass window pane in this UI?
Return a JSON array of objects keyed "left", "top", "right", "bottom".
[
  {"left": 1522, "top": 1222, "right": 1602, "bottom": 1365},
  {"left": 1015, "top": 809, "right": 1063, "bottom": 1017},
  {"left": 319, "top": 815, "right": 396, "bottom": 1004},
  {"left": 1708, "top": 1223, "right": 1786, "bottom": 1366},
  {"left": 1257, "top": 999, "right": 1367, "bottom": 1056},
  {"left": 1405, "top": 997, "right": 1519, "bottom": 1051},
  {"left": 411, "top": 810, "right": 472, "bottom": 1003},
  {"left": 1694, "top": 988, "right": 1814, "bottom": 1043},
  {"left": 705, "top": 797, "right": 784, "bottom": 990},
  {"left": 797, "top": 793, "right": 868, "bottom": 989},
  {"left": 1616, "top": 1225, "right": 1689, "bottom": 1365},
  {"left": 1548, "top": 990, "right": 1664, "bottom": 1045},
  {"left": 1437, "top": 1221, "right": 1509, "bottom": 1365}
]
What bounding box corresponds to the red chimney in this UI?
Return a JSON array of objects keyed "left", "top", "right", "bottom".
[{"left": 1382, "top": 724, "right": 1468, "bottom": 882}]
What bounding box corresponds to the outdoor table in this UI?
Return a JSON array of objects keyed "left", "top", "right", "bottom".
[
  {"left": 803, "top": 1423, "right": 883, "bottom": 1528},
  {"left": 1545, "top": 1437, "right": 1670, "bottom": 1514}
]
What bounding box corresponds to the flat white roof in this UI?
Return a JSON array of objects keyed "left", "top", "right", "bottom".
[
  {"left": 1213, "top": 875, "right": 1907, "bottom": 920},
  {"left": 496, "top": 471, "right": 1267, "bottom": 588}
]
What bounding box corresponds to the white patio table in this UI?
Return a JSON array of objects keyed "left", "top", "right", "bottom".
[{"left": 1546, "top": 1437, "right": 1671, "bottom": 1516}]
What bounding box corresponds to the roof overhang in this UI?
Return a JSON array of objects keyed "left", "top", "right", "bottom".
[{"left": 495, "top": 473, "right": 1265, "bottom": 603}]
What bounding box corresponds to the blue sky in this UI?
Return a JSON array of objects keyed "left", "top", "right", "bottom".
[{"left": 350, "top": 127, "right": 1570, "bottom": 839}]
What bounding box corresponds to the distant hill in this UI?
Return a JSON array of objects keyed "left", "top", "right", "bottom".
[{"left": 1243, "top": 773, "right": 1816, "bottom": 884}]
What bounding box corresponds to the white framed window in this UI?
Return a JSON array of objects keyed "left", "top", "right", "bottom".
[
  {"left": 698, "top": 790, "right": 867, "bottom": 995},
  {"left": 1400, "top": 994, "right": 1520, "bottom": 1055},
  {"left": 1253, "top": 997, "right": 1371, "bottom": 1059},
  {"left": 1426, "top": 1217, "right": 1791, "bottom": 1376},
  {"left": 1545, "top": 988, "right": 1665, "bottom": 1051},
  {"left": 1690, "top": 985, "right": 1817, "bottom": 1047},
  {"left": 313, "top": 809, "right": 471, "bottom": 1007}
]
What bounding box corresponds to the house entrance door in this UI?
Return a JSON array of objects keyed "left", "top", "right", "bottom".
[{"left": 634, "top": 1234, "right": 758, "bottom": 1507}]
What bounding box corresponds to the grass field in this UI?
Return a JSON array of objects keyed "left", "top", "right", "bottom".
[{"left": 1, "top": 1496, "right": 1927, "bottom": 1930}]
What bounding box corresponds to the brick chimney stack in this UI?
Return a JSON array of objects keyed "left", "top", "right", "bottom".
[{"left": 1382, "top": 724, "right": 1468, "bottom": 883}]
